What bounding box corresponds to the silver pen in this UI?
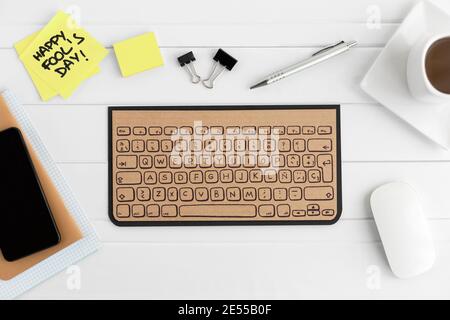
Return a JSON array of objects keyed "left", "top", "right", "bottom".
[{"left": 250, "top": 40, "right": 357, "bottom": 89}]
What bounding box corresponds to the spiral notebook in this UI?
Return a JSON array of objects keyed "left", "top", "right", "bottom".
[{"left": 0, "top": 89, "right": 100, "bottom": 299}]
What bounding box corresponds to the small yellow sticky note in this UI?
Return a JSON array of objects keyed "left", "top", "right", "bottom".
[
  {"left": 15, "top": 30, "right": 100, "bottom": 101},
  {"left": 113, "top": 32, "right": 164, "bottom": 77},
  {"left": 19, "top": 11, "right": 108, "bottom": 92}
]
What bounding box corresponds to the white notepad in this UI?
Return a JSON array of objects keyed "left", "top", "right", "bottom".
[{"left": 0, "top": 89, "right": 100, "bottom": 299}]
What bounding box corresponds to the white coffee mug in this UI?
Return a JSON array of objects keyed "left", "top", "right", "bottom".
[{"left": 407, "top": 33, "right": 450, "bottom": 103}]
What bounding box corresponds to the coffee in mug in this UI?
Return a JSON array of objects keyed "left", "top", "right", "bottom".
[{"left": 407, "top": 34, "right": 450, "bottom": 103}]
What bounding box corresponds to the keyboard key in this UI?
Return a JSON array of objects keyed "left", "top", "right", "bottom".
[
  {"left": 243, "top": 155, "right": 256, "bottom": 168},
  {"left": 277, "top": 204, "right": 290, "bottom": 217},
  {"left": 322, "top": 209, "right": 335, "bottom": 216},
  {"left": 211, "top": 188, "right": 225, "bottom": 201},
  {"left": 318, "top": 126, "right": 332, "bottom": 135},
  {"left": 293, "top": 139, "right": 305, "bottom": 152},
  {"left": 117, "top": 155, "right": 137, "bottom": 169},
  {"left": 235, "top": 170, "right": 248, "bottom": 183},
  {"left": 210, "top": 126, "right": 224, "bottom": 135},
  {"left": 308, "top": 169, "right": 321, "bottom": 183},
  {"left": 184, "top": 155, "right": 197, "bottom": 168},
  {"left": 308, "top": 139, "right": 332, "bottom": 152},
  {"left": 195, "top": 188, "right": 209, "bottom": 201},
  {"left": 220, "top": 170, "right": 233, "bottom": 183},
  {"left": 302, "top": 154, "right": 315, "bottom": 167},
  {"left": 159, "top": 171, "right": 173, "bottom": 184},
  {"left": 116, "top": 171, "right": 142, "bottom": 185},
  {"left": 133, "top": 127, "right": 146, "bottom": 135},
  {"left": 132, "top": 205, "right": 145, "bottom": 217},
  {"left": 258, "top": 188, "right": 271, "bottom": 201},
  {"left": 144, "top": 171, "right": 157, "bottom": 184},
  {"left": 204, "top": 139, "right": 217, "bottom": 152},
  {"left": 154, "top": 155, "right": 167, "bottom": 168},
  {"left": 293, "top": 170, "right": 306, "bottom": 183},
  {"left": 307, "top": 204, "right": 320, "bottom": 216},
  {"left": 205, "top": 170, "right": 219, "bottom": 183},
  {"left": 302, "top": 126, "right": 315, "bottom": 135},
  {"left": 139, "top": 155, "right": 152, "bottom": 168},
  {"left": 292, "top": 209, "right": 306, "bottom": 217},
  {"left": 226, "top": 187, "right": 241, "bottom": 201},
  {"left": 180, "top": 205, "right": 257, "bottom": 217},
  {"left": 259, "top": 205, "right": 275, "bottom": 217},
  {"left": 164, "top": 127, "right": 178, "bottom": 135},
  {"left": 116, "top": 204, "right": 130, "bottom": 218},
  {"left": 161, "top": 140, "right": 173, "bottom": 152},
  {"left": 258, "top": 126, "right": 270, "bottom": 135},
  {"left": 273, "top": 126, "right": 285, "bottom": 135},
  {"left": 249, "top": 169, "right": 263, "bottom": 182},
  {"left": 287, "top": 154, "right": 300, "bottom": 167},
  {"left": 199, "top": 155, "right": 212, "bottom": 168},
  {"left": 226, "top": 126, "right": 240, "bottom": 135},
  {"left": 153, "top": 187, "right": 166, "bottom": 201},
  {"left": 289, "top": 187, "right": 302, "bottom": 200},
  {"left": 272, "top": 155, "right": 285, "bottom": 168},
  {"left": 117, "top": 127, "right": 131, "bottom": 136},
  {"left": 257, "top": 155, "right": 270, "bottom": 167},
  {"left": 149, "top": 127, "right": 163, "bottom": 135},
  {"left": 264, "top": 170, "right": 277, "bottom": 183},
  {"left": 304, "top": 186, "right": 334, "bottom": 200},
  {"left": 317, "top": 154, "right": 333, "bottom": 183},
  {"left": 278, "top": 139, "right": 291, "bottom": 152},
  {"left": 132, "top": 140, "right": 145, "bottom": 152},
  {"left": 116, "top": 188, "right": 134, "bottom": 202},
  {"left": 190, "top": 170, "right": 203, "bottom": 183},
  {"left": 169, "top": 156, "right": 182, "bottom": 169},
  {"left": 147, "top": 205, "right": 160, "bottom": 217},
  {"left": 195, "top": 126, "right": 209, "bottom": 135},
  {"left": 287, "top": 126, "right": 300, "bottom": 135},
  {"left": 274, "top": 188, "right": 287, "bottom": 201},
  {"left": 243, "top": 126, "right": 256, "bottom": 134},
  {"left": 137, "top": 187, "right": 151, "bottom": 201},
  {"left": 228, "top": 155, "right": 241, "bottom": 168},
  {"left": 180, "top": 188, "right": 194, "bottom": 201},
  {"left": 248, "top": 139, "right": 259, "bottom": 151},
  {"left": 174, "top": 172, "right": 188, "bottom": 184},
  {"left": 161, "top": 205, "right": 177, "bottom": 217},
  {"left": 213, "top": 155, "right": 226, "bottom": 168},
  {"left": 243, "top": 188, "right": 257, "bottom": 201},
  {"left": 117, "top": 139, "right": 130, "bottom": 152},
  {"left": 146, "top": 140, "right": 159, "bottom": 152},
  {"left": 168, "top": 187, "right": 178, "bottom": 201},
  {"left": 234, "top": 139, "right": 246, "bottom": 151},
  {"left": 263, "top": 139, "right": 276, "bottom": 152},
  {"left": 278, "top": 169, "right": 292, "bottom": 183},
  {"left": 180, "top": 127, "right": 193, "bottom": 135}
]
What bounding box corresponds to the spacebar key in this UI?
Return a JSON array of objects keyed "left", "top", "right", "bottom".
[{"left": 180, "top": 205, "right": 257, "bottom": 217}]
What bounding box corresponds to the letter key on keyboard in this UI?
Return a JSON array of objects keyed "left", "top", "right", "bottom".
[{"left": 109, "top": 106, "right": 341, "bottom": 225}]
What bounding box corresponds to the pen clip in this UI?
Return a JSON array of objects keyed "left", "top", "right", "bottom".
[{"left": 312, "top": 40, "right": 345, "bottom": 56}]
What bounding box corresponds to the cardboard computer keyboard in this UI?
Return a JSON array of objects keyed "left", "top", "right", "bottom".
[{"left": 109, "top": 106, "right": 342, "bottom": 225}]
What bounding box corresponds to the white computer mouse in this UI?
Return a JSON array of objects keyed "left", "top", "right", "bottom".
[{"left": 370, "top": 182, "right": 435, "bottom": 279}]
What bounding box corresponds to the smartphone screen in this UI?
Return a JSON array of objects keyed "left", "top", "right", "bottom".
[{"left": 0, "top": 127, "right": 60, "bottom": 261}]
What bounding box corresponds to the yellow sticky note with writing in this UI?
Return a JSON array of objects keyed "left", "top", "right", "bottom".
[
  {"left": 15, "top": 30, "right": 100, "bottom": 101},
  {"left": 113, "top": 32, "right": 164, "bottom": 77},
  {"left": 19, "top": 11, "right": 108, "bottom": 92}
]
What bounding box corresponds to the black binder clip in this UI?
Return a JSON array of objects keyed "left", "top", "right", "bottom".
[
  {"left": 177, "top": 51, "right": 201, "bottom": 83},
  {"left": 202, "top": 49, "right": 237, "bottom": 89}
]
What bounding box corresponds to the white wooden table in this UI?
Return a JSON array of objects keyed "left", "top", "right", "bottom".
[{"left": 1, "top": 0, "right": 450, "bottom": 299}]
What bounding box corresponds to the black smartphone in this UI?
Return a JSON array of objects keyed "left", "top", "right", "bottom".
[{"left": 0, "top": 127, "right": 60, "bottom": 261}]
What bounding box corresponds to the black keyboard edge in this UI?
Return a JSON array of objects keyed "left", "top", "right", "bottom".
[{"left": 108, "top": 105, "right": 342, "bottom": 227}]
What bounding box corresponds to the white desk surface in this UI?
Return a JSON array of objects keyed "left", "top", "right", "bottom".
[{"left": 1, "top": 0, "right": 450, "bottom": 299}]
